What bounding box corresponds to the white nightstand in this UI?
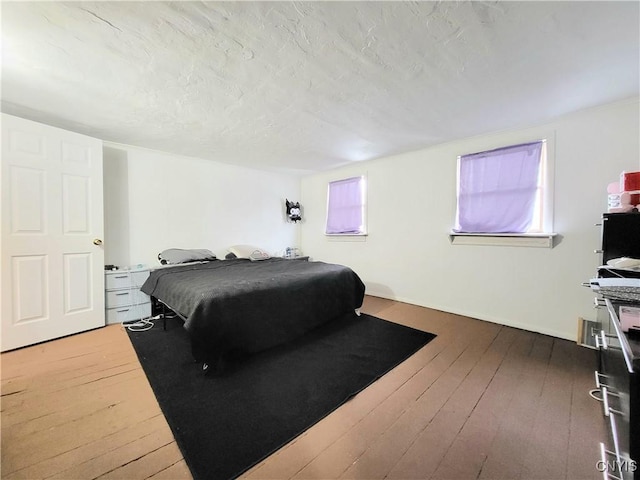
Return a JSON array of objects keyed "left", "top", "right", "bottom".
[{"left": 105, "top": 267, "right": 151, "bottom": 324}]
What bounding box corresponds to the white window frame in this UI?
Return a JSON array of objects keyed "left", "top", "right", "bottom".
[
  {"left": 450, "top": 132, "right": 556, "bottom": 248},
  {"left": 325, "top": 175, "right": 368, "bottom": 237}
]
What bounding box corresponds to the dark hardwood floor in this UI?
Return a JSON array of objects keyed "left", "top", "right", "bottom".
[{"left": 1, "top": 296, "right": 606, "bottom": 479}]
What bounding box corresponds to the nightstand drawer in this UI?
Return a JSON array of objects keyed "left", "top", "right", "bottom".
[
  {"left": 105, "top": 289, "right": 150, "bottom": 308},
  {"left": 105, "top": 270, "right": 150, "bottom": 290},
  {"left": 106, "top": 303, "right": 151, "bottom": 324}
]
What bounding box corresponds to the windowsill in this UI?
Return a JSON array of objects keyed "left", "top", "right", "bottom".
[
  {"left": 449, "top": 232, "right": 558, "bottom": 248},
  {"left": 326, "top": 233, "right": 368, "bottom": 242}
]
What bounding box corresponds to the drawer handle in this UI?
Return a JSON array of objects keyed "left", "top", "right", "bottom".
[
  {"left": 598, "top": 416, "right": 637, "bottom": 480},
  {"left": 608, "top": 402, "right": 625, "bottom": 418},
  {"left": 602, "top": 387, "right": 623, "bottom": 417},
  {"left": 595, "top": 371, "right": 610, "bottom": 389},
  {"left": 114, "top": 275, "right": 129, "bottom": 279},
  {"left": 116, "top": 309, "right": 130, "bottom": 313},
  {"left": 598, "top": 443, "right": 622, "bottom": 480},
  {"left": 595, "top": 330, "right": 608, "bottom": 350},
  {"left": 598, "top": 441, "right": 637, "bottom": 479},
  {"left": 590, "top": 371, "right": 609, "bottom": 401},
  {"left": 115, "top": 292, "right": 130, "bottom": 296}
]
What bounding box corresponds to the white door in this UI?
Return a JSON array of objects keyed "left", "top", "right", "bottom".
[{"left": 1, "top": 114, "right": 105, "bottom": 351}]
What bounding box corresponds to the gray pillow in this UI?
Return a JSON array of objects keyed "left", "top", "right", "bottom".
[{"left": 158, "top": 248, "right": 216, "bottom": 265}]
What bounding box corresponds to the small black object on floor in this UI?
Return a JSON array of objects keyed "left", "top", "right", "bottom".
[{"left": 127, "top": 311, "right": 435, "bottom": 480}]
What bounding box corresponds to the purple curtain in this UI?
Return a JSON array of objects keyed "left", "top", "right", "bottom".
[
  {"left": 454, "top": 141, "right": 543, "bottom": 233},
  {"left": 326, "top": 176, "right": 365, "bottom": 234}
]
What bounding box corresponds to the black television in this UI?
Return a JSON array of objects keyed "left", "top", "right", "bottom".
[{"left": 601, "top": 212, "right": 640, "bottom": 264}]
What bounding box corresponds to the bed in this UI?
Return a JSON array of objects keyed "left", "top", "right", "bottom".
[{"left": 140, "top": 257, "right": 365, "bottom": 373}]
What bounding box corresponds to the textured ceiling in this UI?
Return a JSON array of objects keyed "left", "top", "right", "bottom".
[{"left": 1, "top": 1, "right": 639, "bottom": 175}]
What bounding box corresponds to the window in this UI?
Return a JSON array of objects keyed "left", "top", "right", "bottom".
[
  {"left": 454, "top": 140, "right": 549, "bottom": 234},
  {"left": 325, "top": 175, "right": 367, "bottom": 235}
]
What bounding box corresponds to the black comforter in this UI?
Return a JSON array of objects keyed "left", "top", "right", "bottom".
[{"left": 141, "top": 258, "right": 365, "bottom": 366}]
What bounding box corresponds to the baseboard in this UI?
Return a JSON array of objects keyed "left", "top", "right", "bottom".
[{"left": 365, "top": 291, "right": 574, "bottom": 341}]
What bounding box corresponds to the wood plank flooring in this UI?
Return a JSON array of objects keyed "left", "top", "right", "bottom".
[{"left": 1, "top": 296, "right": 607, "bottom": 479}]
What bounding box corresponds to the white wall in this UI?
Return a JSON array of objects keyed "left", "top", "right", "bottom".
[
  {"left": 300, "top": 98, "right": 640, "bottom": 340},
  {"left": 103, "top": 145, "right": 300, "bottom": 268}
]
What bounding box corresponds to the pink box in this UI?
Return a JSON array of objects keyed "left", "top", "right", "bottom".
[
  {"left": 620, "top": 305, "right": 640, "bottom": 332},
  {"left": 620, "top": 171, "right": 640, "bottom": 192}
]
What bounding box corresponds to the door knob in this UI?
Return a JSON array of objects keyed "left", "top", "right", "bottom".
[{"left": 93, "top": 238, "right": 103, "bottom": 246}]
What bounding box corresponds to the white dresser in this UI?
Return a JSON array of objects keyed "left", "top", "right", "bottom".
[{"left": 105, "top": 267, "right": 151, "bottom": 324}]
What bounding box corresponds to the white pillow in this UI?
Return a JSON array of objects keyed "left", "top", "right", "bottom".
[{"left": 228, "top": 244, "right": 271, "bottom": 261}]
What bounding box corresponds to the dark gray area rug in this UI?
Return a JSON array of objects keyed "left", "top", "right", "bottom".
[{"left": 127, "top": 311, "right": 435, "bottom": 480}]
